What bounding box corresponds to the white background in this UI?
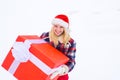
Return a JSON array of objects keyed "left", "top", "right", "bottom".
[{"left": 0, "top": 0, "right": 120, "bottom": 80}]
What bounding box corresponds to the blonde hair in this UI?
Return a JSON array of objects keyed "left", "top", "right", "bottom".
[{"left": 49, "top": 27, "right": 71, "bottom": 46}]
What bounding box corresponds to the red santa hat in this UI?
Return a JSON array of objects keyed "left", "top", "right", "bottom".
[{"left": 52, "top": 14, "right": 69, "bottom": 28}]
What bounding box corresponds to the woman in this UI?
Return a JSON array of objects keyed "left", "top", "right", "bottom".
[{"left": 40, "top": 14, "right": 76, "bottom": 80}]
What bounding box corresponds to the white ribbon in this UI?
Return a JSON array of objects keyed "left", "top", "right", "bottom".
[
  {"left": 8, "top": 39, "right": 61, "bottom": 75},
  {"left": 12, "top": 42, "right": 30, "bottom": 62}
]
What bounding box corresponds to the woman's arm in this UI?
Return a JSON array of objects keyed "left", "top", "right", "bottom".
[{"left": 66, "top": 40, "right": 76, "bottom": 72}]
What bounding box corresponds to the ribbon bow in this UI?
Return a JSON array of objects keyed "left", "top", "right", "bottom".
[{"left": 12, "top": 42, "right": 31, "bottom": 62}]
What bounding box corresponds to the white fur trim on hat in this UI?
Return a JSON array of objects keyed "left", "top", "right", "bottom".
[{"left": 52, "top": 18, "right": 69, "bottom": 28}]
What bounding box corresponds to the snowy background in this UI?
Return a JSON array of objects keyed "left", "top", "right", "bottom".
[{"left": 0, "top": 0, "right": 120, "bottom": 80}]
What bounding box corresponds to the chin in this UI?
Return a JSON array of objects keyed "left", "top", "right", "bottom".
[{"left": 54, "top": 32, "right": 61, "bottom": 36}]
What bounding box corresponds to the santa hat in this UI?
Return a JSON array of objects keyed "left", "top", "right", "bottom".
[{"left": 52, "top": 14, "right": 69, "bottom": 28}]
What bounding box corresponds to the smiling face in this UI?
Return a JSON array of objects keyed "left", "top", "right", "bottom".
[{"left": 52, "top": 24, "right": 64, "bottom": 36}]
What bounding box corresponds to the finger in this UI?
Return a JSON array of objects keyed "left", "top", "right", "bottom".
[{"left": 50, "top": 72, "right": 59, "bottom": 79}]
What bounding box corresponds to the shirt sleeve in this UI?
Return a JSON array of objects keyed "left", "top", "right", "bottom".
[
  {"left": 40, "top": 32, "right": 49, "bottom": 39},
  {"left": 65, "top": 40, "right": 76, "bottom": 72}
]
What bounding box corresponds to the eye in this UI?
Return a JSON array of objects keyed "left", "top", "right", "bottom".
[
  {"left": 60, "top": 26, "right": 64, "bottom": 29},
  {"left": 54, "top": 25, "right": 57, "bottom": 27}
]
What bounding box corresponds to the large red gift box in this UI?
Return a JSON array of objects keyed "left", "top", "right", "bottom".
[{"left": 2, "top": 35, "right": 69, "bottom": 80}]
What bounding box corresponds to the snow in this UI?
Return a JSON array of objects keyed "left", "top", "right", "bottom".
[{"left": 0, "top": 0, "right": 120, "bottom": 80}]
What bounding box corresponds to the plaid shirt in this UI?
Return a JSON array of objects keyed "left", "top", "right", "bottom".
[{"left": 40, "top": 32, "right": 76, "bottom": 72}]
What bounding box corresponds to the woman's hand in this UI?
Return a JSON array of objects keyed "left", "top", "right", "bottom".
[{"left": 50, "top": 65, "right": 69, "bottom": 79}]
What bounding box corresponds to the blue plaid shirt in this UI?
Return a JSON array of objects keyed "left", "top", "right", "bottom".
[{"left": 40, "top": 32, "right": 76, "bottom": 72}]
